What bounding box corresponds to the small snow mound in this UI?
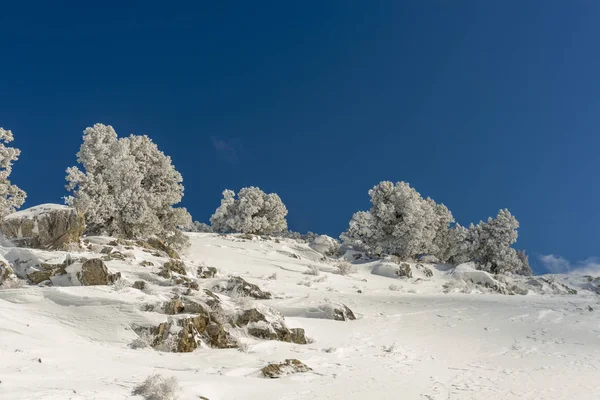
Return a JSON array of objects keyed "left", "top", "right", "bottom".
[
  {"left": 451, "top": 262, "right": 499, "bottom": 287},
  {"left": 309, "top": 235, "right": 339, "bottom": 256}
]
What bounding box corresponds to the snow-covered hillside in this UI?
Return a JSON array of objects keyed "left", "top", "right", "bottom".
[{"left": 1, "top": 233, "right": 599, "bottom": 400}]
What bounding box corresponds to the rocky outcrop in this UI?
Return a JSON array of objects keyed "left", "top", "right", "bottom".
[
  {"left": 1, "top": 204, "right": 85, "bottom": 250},
  {"left": 140, "top": 306, "right": 238, "bottom": 352},
  {"left": 145, "top": 237, "right": 180, "bottom": 259},
  {"left": 77, "top": 259, "right": 121, "bottom": 286},
  {"left": 158, "top": 259, "right": 187, "bottom": 278},
  {"left": 212, "top": 276, "right": 272, "bottom": 299},
  {"left": 261, "top": 359, "right": 311, "bottom": 378}
]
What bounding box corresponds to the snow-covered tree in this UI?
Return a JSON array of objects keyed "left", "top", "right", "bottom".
[
  {"left": 180, "top": 221, "right": 213, "bottom": 233},
  {"left": 210, "top": 186, "right": 288, "bottom": 234},
  {"left": 471, "top": 209, "right": 524, "bottom": 274},
  {"left": 339, "top": 210, "right": 379, "bottom": 254},
  {"left": 341, "top": 181, "right": 452, "bottom": 259},
  {"left": 441, "top": 223, "right": 476, "bottom": 265},
  {"left": 516, "top": 249, "right": 533, "bottom": 276},
  {"left": 0, "top": 127, "right": 26, "bottom": 219},
  {"left": 66, "top": 123, "right": 191, "bottom": 247}
]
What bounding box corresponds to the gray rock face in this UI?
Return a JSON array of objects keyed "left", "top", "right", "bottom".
[
  {"left": 77, "top": 259, "right": 121, "bottom": 286},
  {"left": 1, "top": 204, "right": 85, "bottom": 250}
]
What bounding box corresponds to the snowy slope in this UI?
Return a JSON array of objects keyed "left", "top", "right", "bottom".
[{"left": 1, "top": 233, "right": 599, "bottom": 400}]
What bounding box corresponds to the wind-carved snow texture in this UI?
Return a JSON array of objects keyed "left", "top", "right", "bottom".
[{"left": 0, "top": 233, "right": 599, "bottom": 399}]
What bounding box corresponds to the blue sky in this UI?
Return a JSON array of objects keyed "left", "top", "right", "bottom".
[{"left": 1, "top": 2, "right": 599, "bottom": 274}]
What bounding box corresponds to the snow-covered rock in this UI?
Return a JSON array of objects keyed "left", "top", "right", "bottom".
[
  {"left": 309, "top": 235, "right": 340, "bottom": 256},
  {"left": 1, "top": 203, "right": 85, "bottom": 250}
]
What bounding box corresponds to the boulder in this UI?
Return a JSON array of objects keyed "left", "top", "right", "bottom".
[
  {"left": 0, "top": 261, "right": 15, "bottom": 285},
  {"left": 77, "top": 259, "right": 121, "bottom": 286},
  {"left": 261, "top": 359, "right": 311, "bottom": 378},
  {"left": 132, "top": 281, "right": 147, "bottom": 291},
  {"left": 198, "top": 265, "right": 217, "bottom": 279},
  {"left": 290, "top": 328, "right": 307, "bottom": 344},
  {"left": 317, "top": 303, "right": 356, "bottom": 321},
  {"left": 212, "top": 276, "right": 272, "bottom": 300},
  {"left": 1, "top": 204, "right": 85, "bottom": 250},
  {"left": 396, "top": 263, "right": 413, "bottom": 279}
]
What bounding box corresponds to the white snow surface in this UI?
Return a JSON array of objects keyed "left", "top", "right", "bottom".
[{"left": 0, "top": 233, "right": 599, "bottom": 399}]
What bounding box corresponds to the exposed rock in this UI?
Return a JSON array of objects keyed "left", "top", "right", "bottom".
[
  {"left": 239, "top": 233, "right": 255, "bottom": 241},
  {"left": 163, "top": 259, "right": 187, "bottom": 275},
  {"left": 1, "top": 204, "right": 85, "bottom": 250},
  {"left": 213, "top": 276, "right": 272, "bottom": 300},
  {"left": 151, "top": 311, "right": 238, "bottom": 352},
  {"left": 236, "top": 308, "right": 268, "bottom": 327},
  {"left": 163, "top": 297, "right": 185, "bottom": 315},
  {"left": 77, "top": 259, "right": 121, "bottom": 286},
  {"left": 198, "top": 265, "right": 217, "bottom": 279},
  {"left": 0, "top": 262, "right": 15, "bottom": 285},
  {"left": 146, "top": 237, "right": 180, "bottom": 259},
  {"left": 132, "top": 281, "right": 147, "bottom": 291},
  {"left": 203, "top": 289, "right": 221, "bottom": 309},
  {"left": 139, "top": 260, "right": 154, "bottom": 267},
  {"left": 27, "top": 262, "right": 68, "bottom": 284},
  {"left": 102, "top": 251, "right": 128, "bottom": 261},
  {"left": 100, "top": 246, "right": 113, "bottom": 254},
  {"left": 396, "top": 263, "right": 413, "bottom": 279},
  {"left": 261, "top": 359, "right": 311, "bottom": 378},
  {"left": 290, "top": 328, "right": 307, "bottom": 344},
  {"left": 416, "top": 264, "right": 433, "bottom": 277},
  {"left": 318, "top": 303, "right": 356, "bottom": 321}
]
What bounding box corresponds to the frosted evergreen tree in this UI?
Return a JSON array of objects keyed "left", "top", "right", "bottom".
[
  {"left": 210, "top": 186, "right": 288, "bottom": 234},
  {"left": 472, "top": 209, "right": 524, "bottom": 274},
  {"left": 341, "top": 181, "right": 452, "bottom": 259},
  {"left": 181, "top": 221, "right": 213, "bottom": 233},
  {"left": 66, "top": 123, "right": 191, "bottom": 247},
  {"left": 340, "top": 210, "right": 380, "bottom": 254},
  {"left": 0, "top": 127, "right": 26, "bottom": 219}
]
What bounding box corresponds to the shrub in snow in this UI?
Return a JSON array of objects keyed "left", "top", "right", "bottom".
[
  {"left": 210, "top": 187, "right": 288, "bottom": 234},
  {"left": 65, "top": 124, "right": 191, "bottom": 248},
  {"left": 0, "top": 127, "right": 26, "bottom": 219},
  {"left": 341, "top": 182, "right": 454, "bottom": 259},
  {"left": 132, "top": 374, "right": 180, "bottom": 400},
  {"left": 335, "top": 260, "right": 357, "bottom": 276},
  {"left": 309, "top": 235, "right": 341, "bottom": 257},
  {"left": 303, "top": 265, "right": 320, "bottom": 276}
]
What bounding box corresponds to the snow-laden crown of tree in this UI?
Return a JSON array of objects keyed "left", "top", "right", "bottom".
[
  {"left": 341, "top": 181, "right": 531, "bottom": 275},
  {"left": 210, "top": 187, "right": 288, "bottom": 235},
  {"left": 65, "top": 123, "right": 191, "bottom": 248},
  {"left": 0, "top": 127, "right": 26, "bottom": 219}
]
